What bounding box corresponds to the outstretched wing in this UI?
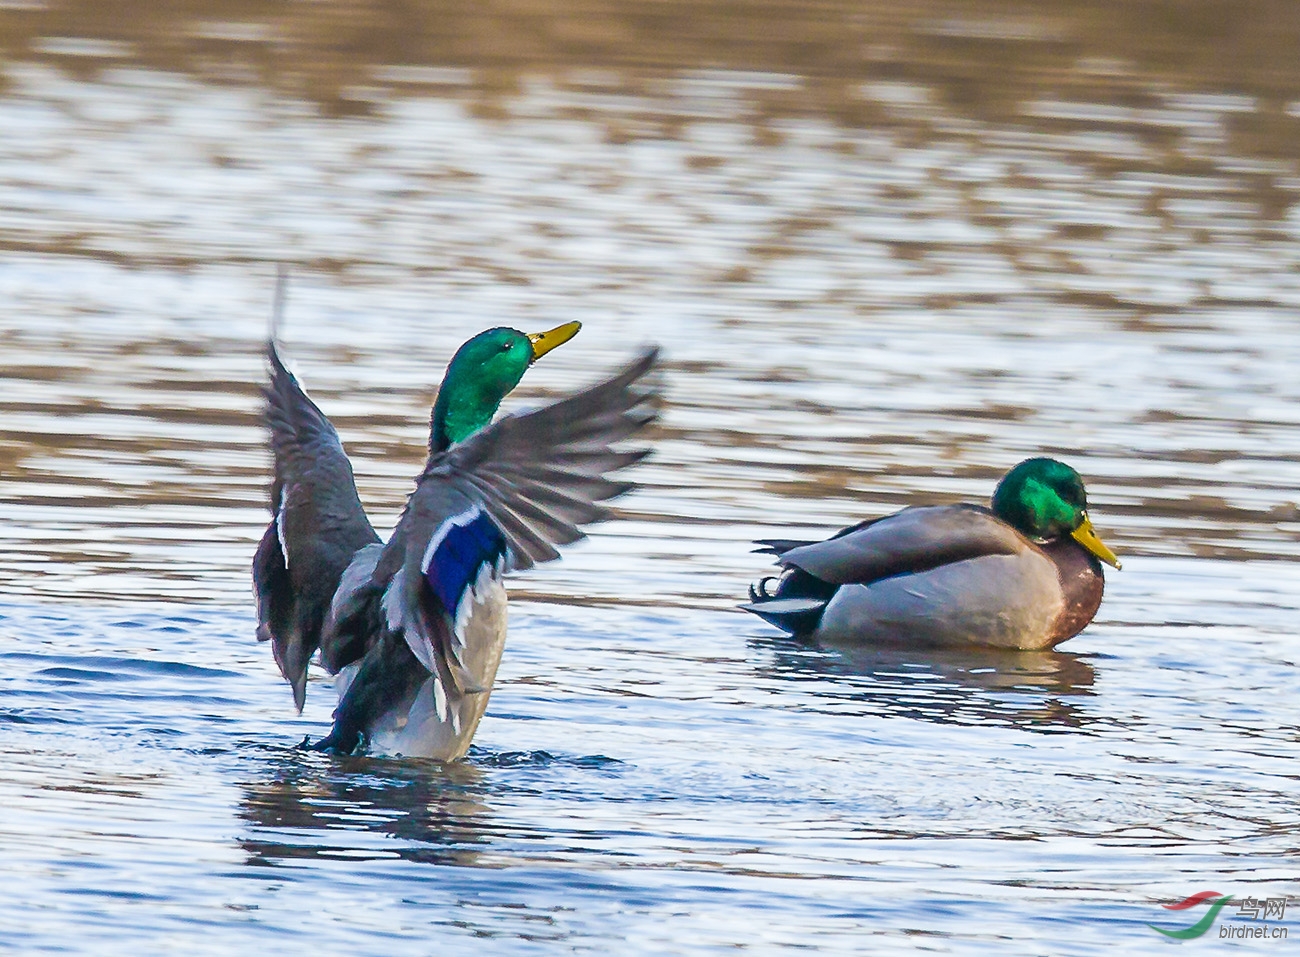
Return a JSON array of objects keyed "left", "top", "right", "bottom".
[
  {"left": 253, "top": 341, "right": 380, "bottom": 710},
  {"left": 775, "top": 504, "right": 1027, "bottom": 585},
  {"left": 321, "top": 347, "right": 660, "bottom": 727},
  {"left": 424, "top": 346, "right": 660, "bottom": 570}
]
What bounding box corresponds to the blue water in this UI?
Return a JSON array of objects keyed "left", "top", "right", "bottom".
[{"left": 1, "top": 556, "right": 1296, "bottom": 952}]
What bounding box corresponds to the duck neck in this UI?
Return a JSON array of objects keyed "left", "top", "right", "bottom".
[{"left": 430, "top": 383, "right": 504, "bottom": 453}]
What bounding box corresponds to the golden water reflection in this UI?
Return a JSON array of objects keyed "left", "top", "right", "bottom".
[
  {"left": 1, "top": 0, "right": 1298, "bottom": 604},
  {"left": 3, "top": 0, "right": 1299, "bottom": 174}
]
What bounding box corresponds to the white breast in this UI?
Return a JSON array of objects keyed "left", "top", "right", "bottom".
[{"left": 363, "top": 580, "right": 510, "bottom": 759}]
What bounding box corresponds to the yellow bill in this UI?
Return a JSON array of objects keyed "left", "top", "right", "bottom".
[
  {"left": 527, "top": 321, "right": 582, "bottom": 361},
  {"left": 1071, "top": 513, "right": 1121, "bottom": 569}
]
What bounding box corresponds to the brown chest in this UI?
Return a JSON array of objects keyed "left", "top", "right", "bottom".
[{"left": 1042, "top": 539, "right": 1105, "bottom": 646}]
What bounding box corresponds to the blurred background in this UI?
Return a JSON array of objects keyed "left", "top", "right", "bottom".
[
  {"left": 0, "top": 3, "right": 1298, "bottom": 953},
  {"left": 1, "top": 0, "right": 1298, "bottom": 604}
]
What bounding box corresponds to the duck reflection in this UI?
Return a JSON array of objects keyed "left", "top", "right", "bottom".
[
  {"left": 237, "top": 751, "right": 494, "bottom": 867},
  {"left": 755, "top": 636, "right": 1100, "bottom": 733}
]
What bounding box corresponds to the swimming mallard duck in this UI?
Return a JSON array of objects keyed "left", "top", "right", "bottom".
[
  {"left": 741, "top": 458, "right": 1120, "bottom": 650},
  {"left": 253, "top": 320, "right": 658, "bottom": 758}
]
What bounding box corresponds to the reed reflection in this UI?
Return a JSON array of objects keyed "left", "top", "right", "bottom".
[{"left": 756, "top": 635, "right": 1102, "bottom": 733}]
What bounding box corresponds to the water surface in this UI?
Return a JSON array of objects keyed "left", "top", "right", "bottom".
[{"left": 1, "top": 1, "right": 1298, "bottom": 951}]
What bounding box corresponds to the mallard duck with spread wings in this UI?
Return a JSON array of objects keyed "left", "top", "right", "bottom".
[
  {"left": 742, "top": 458, "right": 1120, "bottom": 650},
  {"left": 253, "top": 320, "right": 658, "bottom": 758}
]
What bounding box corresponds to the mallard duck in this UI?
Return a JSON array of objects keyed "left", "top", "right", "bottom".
[
  {"left": 741, "top": 458, "right": 1120, "bottom": 650},
  {"left": 253, "top": 320, "right": 658, "bottom": 758}
]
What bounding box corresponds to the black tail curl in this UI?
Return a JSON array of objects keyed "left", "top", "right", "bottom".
[
  {"left": 740, "top": 564, "right": 838, "bottom": 635},
  {"left": 748, "top": 576, "right": 782, "bottom": 603}
]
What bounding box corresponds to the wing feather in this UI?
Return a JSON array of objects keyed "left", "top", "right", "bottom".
[
  {"left": 254, "top": 341, "right": 380, "bottom": 708},
  {"left": 418, "top": 347, "right": 659, "bottom": 570},
  {"left": 317, "top": 346, "right": 659, "bottom": 727},
  {"left": 777, "top": 505, "right": 1029, "bottom": 585}
]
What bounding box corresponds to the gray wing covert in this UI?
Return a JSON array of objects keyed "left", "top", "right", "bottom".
[{"left": 778, "top": 504, "right": 1027, "bottom": 585}]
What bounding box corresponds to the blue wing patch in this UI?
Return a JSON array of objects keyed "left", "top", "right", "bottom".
[{"left": 421, "top": 506, "right": 508, "bottom": 614}]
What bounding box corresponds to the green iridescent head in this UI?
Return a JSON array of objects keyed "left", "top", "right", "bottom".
[
  {"left": 430, "top": 321, "right": 580, "bottom": 452},
  {"left": 991, "top": 457, "right": 1120, "bottom": 568}
]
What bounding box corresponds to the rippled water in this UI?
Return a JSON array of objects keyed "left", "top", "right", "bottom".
[{"left": 1, "top": 1, "right": 1299, "bottom": 952}]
